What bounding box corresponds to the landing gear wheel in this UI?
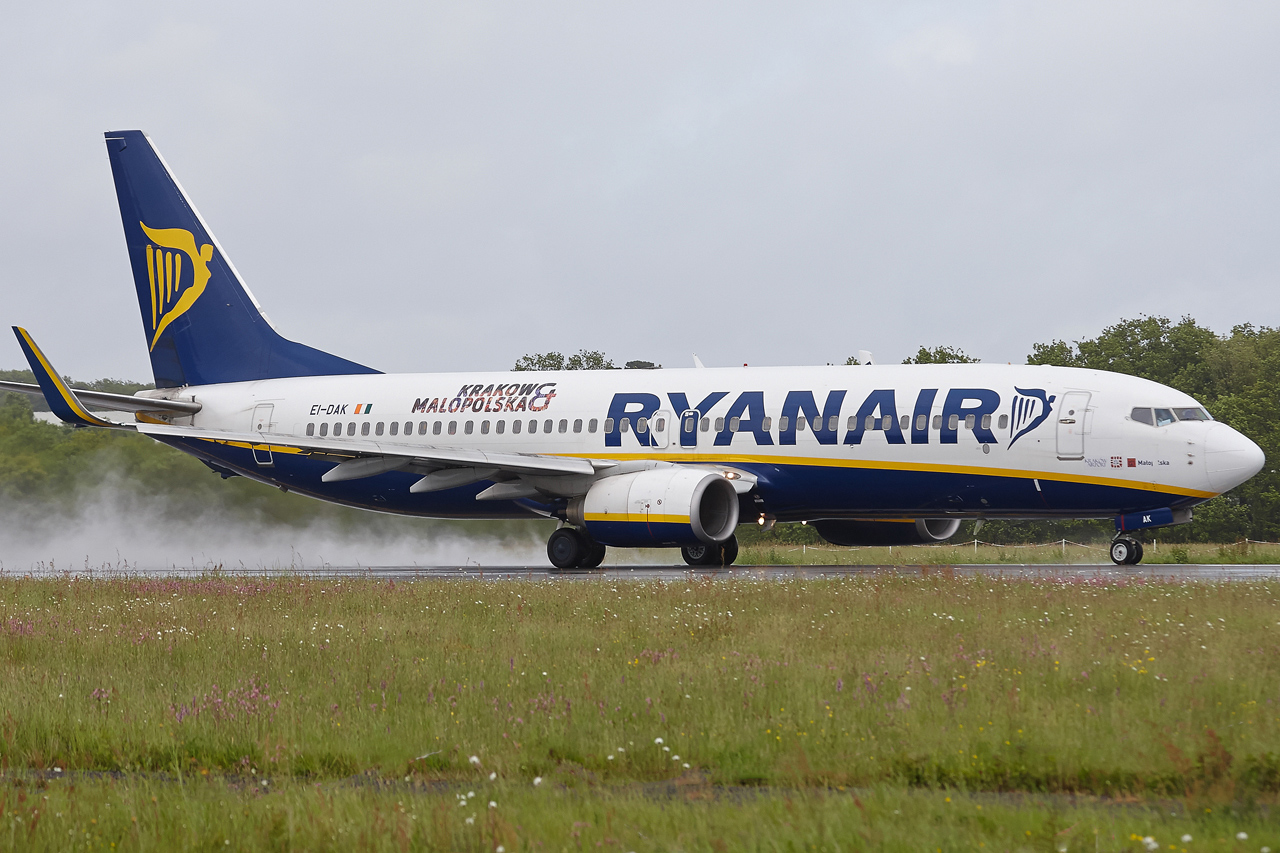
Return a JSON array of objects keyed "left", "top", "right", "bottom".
[
  {"left": 718, "top": 535, "right": 739, "bottom": 566},
  {"left": 1109, "top": 537, "right": 1142, "bottom": 565},
  {"left": 580, "top": 540, "right": 607, "bottom": 568},
  {"left": 681, "top": 536, "right": 739, "bottom": 567},
  {"left": 547, "top": 528, "right": 587, "bottom": 569},
  {"left": 681, "top": 543, "right": 716, "bottom": 566}
]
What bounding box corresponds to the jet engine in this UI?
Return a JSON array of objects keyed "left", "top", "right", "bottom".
[
  {"left": 567, "top": 468, "right": 739, "bottom": 547},
  {"left": 812, "top": 518, "right": 962, "bottom": 546}
]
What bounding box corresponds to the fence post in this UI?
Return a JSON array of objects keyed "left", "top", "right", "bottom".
[{"left": 1062, "top": 538, "right": 1066, "bottom": 560}]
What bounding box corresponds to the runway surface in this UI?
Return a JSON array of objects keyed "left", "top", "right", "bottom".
[{"left": 44, "top": 563, "right": 1280, "bottom": 580}]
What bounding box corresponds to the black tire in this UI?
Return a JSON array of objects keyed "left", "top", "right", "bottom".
[
  {"left": 547, "top": 528, "right": 586, "bottom": 569},
  {"left": 718, "top": 535, "right": 739, "bottom": 566},
  {"left": 681, "top": 543, "right": 716, "bottom": 566},
  {"left": 580, "top": 540, "right": 607, "bottom": 568},
  {"left": 1132, "top": 541, "right": 1144, "bottom": 565},
  {"left": 1110, "top": 537, "right": 1138, "bottom": 566}
]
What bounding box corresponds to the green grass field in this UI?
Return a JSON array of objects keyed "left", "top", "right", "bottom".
[{"left": 2, "top": 574, "right": 1277, "bottom": 850}]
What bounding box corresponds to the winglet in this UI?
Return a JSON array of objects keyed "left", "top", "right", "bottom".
[{"left": 11, "top": 327, "right": 116, "bottom": 427}]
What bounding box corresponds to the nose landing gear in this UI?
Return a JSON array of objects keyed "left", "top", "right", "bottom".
[
  {"left": 1109, "top": 536, "right": 1144, "bottom": 565},
  {"left": 547, "top": 527, "right": 607, "bottom": 569}
]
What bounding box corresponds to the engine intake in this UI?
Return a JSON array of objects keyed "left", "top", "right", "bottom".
[
  {"left": 567, "top": 468, "right": 739, "bottom": 547},
  {"left": 812, "top": 518, "right": 962, "bottom": 546}
]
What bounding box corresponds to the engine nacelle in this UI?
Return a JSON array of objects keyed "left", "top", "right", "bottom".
[
  {"left": 812, "top": 518, "right": 962, "bottom": 547},
  {"left": 567, "top": 468, "right": 739, "bottom": 547}
]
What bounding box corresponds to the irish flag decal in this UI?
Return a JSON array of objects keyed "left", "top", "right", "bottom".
[{"left": 354, "top": 403, "right": 373, "bottom": 414}]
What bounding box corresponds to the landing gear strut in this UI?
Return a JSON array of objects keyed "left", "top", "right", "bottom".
[
  {"left": 681, "top": 535, "right": 739, "bottom": 567},
  {"left": 1109, "top": 536, "right": 1144, "bottom": 565},
  {"left": 547, "top": 527, "right": 607, "bottom": 569}
]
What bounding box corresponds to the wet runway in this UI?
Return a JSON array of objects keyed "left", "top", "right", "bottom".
[{"left": 58, "top": 563, "right": 1280, "bottom": 581}]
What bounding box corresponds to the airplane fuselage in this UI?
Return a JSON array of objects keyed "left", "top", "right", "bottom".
[{"left": 146, "top": 362, "right": 1257, "bottom": 524}]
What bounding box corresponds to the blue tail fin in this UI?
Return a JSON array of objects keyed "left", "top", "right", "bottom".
[{"left": 105, "top": 130, "right": 379, "bottom": 388}]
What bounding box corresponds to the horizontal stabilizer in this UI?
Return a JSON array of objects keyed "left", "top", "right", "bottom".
[{"left": 0, "top": 380, "right": 200, "bottom": 416}]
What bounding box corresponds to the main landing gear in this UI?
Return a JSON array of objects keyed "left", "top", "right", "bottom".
[
  {"left": 547, "top": 527, "right": 607, "bottom": 570},
  {"left": 680, "top": 535, "right": 739, "bottom": 567},
  {"left": 1109, "top": 536, "right": 1145, "bottom": 565}
]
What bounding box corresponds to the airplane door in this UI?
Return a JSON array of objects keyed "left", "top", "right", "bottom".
[
  {"left": 1056, "top": 392, "right": 1090, "bottom": 460},
  {"left": 651, "top": 410, "right": 673, "bottom": 449},
  {"left": 250, "top": 403, "right": 274, "bottom": 467},
  {"left": 679, "top": 409, "right": 700, "bottom": 452}
]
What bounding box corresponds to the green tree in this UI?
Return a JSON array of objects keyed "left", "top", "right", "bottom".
[
  {"left": 513, "top": 350, "right": 616, "bottom": 371},
  {"left": 902, "top": 345, "right": 979, "bottom": 364}
]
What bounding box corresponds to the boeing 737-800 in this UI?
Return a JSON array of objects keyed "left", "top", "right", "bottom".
[{"left": 2, "top": 131, "right": 1266, "bottom": 567}]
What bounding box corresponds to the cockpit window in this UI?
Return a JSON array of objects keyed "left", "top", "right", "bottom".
[
  {"left": 1173, "top": 406, "right": 1211, "bottom": 422},
  {"left": 1153, "top": 408, "right": 1175, "bottom": 427},
  {"left": 1130, "top": 407, "right": 1154, "bottom": 425}
]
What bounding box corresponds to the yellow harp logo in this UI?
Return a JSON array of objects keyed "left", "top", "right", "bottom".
[{"left": 140, "top": 221, "right": 214, "bottom": 351}]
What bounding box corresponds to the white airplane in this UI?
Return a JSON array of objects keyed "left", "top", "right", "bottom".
[{"left": 2, "top": 131, "right": 1266, "bottom": 567}]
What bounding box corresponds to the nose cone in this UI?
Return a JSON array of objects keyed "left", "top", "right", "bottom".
[{"left": 1204, "top": 424, "right": 1265, "bottom": 492}]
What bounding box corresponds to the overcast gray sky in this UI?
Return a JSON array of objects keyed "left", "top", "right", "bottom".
[{"left": 3, "top": 2, "right": 1279, "bottom": 380}]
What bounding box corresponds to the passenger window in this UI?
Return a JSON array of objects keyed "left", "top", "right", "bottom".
[
  {"left": 655, "top": 417, "right": 665, "bottom": 432},
  {"left": 812, "top": 416, "right": 822, "bottom": 431},
  {"left": 981, "top": 414, "right": 991, "bottom": 430},
  {"left": 700, "top": 417, "right": 709, "bottom": 432},
  {"left": 389, "top": 422, "right": 398, "bottom": 436},
  {"left": 306, "top": 423, "right": 315, "bottom": 436},
  {"left": 762, "top": 416, "right": 771, "bottom": 431},
  {"left": 559, "top": 419, "right": 568, "bottom": 434},
  {"left": 588, "top": 418, "right": 598, "bottom": 433},
  {"left": 465, "top": 421, "right": 474, "bottom": 435},
  {"left": 782, "top": 416, "right": 792, "bottom": 431},
  {"left": 964, "top": 414, "right": 974, "bottom": 430},
  {"left": 932, "top": 415, "right": 942, "bottom": 430},
  {"left": 728, "top": 417, "right": 739, "bottom": 433},
  {"left": 348, "top": 423, "right": 357, "bottom": 436},
  {"left": 333, "top": 422, "right": 341, "bottom": 436},
  {"left": 796, "top": 416, "right": 806, "bottom": 432},
  {"left": 361, "top": 422, "right": 370, "bottom": 436},
  {"left": 448, "top": 421, "right": 457, "bottom": 435},
  {"left": 916, "top": 414, "right": 927, "bottom": 431},
  {"left": 637, "top": 417, "right": 649, "bottom": 434},
  {"left": 900, "top": 415, "right": 910, "bottom": 431},
  {"left": 621, "top": 418, "right": 630, "bottom": 433},
  {"left": 481, "top": 420, "right": 490, "bottom": 435},
  {"left": 715, "top": 417, "right": 724, "bottom": 432},
  {"left": 418, "top": 422, "right": 427, "bottom": 435},
  {"left": 531, "top": 419, "right": 540, "bottom": 434},
  {"left": 948, "top": 414, "right": 959, "bottom": 430},
  {"left": 513, "top": 419, "right": 522, "bottom": 435},
  {"left": 404, "top": 421, "right": 412, "bottom": 435},
  {"left": 573, "top": 419, "right": 582, "bottom": 433},
  {"left": 496, "top": 420, "right": 505, "bottom": 434},
  {"left": 319, "top": 422, "right": 329, "bottom": 437},
  {"left": 997, "top": 414, "right": 1008, "bottom": 430},
  {"left": 829, "top": 416, "right": 838, "bottom": 431},
  {"left": 881, "top": 415, "right": 892, "bottom": 430},
  {"left": 683, "top": 416, "right": 695, "bottom": 433},
  {"left": 433, "top": 421, "right": 442, "bottom": 436},
  {"left": 1154, "top": 408, "right": 1175, "bottom": 427},
  {"left": 865, "top": 415, "right": 875, "bottom": 431},
  {"left": 375, "top": 422, "right": 384, "bottom": 436},
  {"left": 603, "top": 418, "right": 613, "bottom": 433}
]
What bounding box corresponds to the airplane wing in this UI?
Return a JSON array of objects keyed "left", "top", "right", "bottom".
[{"left": 134, "top": 422, "right": 615, "bottom": 486}]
